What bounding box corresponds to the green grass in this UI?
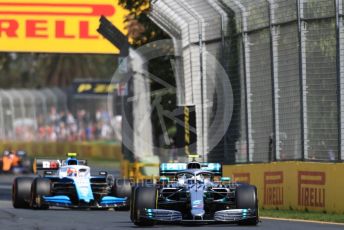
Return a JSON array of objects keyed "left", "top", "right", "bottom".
[{"left": 260, "top": 208, "right": 344, "bottom": 223}]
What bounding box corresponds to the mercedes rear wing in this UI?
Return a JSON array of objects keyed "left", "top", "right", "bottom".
[{"left": 159, "top": 163, "right": 222, "bottom": 176}]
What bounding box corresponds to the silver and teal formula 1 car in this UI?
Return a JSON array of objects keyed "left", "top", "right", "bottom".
[
  {"left": 12, "top": 153, "right": 131, "bottom": 210},
  {"left": 131, "top": 161, "right": 259, "bottom": 226}
]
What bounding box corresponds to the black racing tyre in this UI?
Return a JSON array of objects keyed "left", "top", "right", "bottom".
[
  {"left": 112, "top": 179, "right": 132, "bottom": 198},
  {"left": 130, "top": 186, "right": 137, "bottom": 221},
  {"left": 112, "top": 179, "right": 131, "bottom": 211},
  {"left": 30, "top": 178, "right": 51, "bottom": 209},
  {"left": 236, "top": 185, "right": 259, "bottom": 226},
  {"left": 130, "top": 186, "right": 157, "bottom": 226},
  {"left": 12, "top": 177, "right": 34, "bottom": 209}
]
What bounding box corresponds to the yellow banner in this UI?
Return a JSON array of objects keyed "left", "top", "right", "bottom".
[
  {"left": 0, "top": 0, "right": 128, "bottom": 53},
  {"left": 223, "top": 162, "right": 344, "bottom": 214}
]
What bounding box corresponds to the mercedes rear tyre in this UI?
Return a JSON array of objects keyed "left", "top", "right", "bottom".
[
  {"left": 12, "top": 177, "right": 34, "bottom": 209},
  {"left": 30, "top": 178, "right": 51, "bottom": 209},
  {"left": 130, "top": 186, "right": 157, "bottom": 226},
  {"left": 236, "top": 185, "right": 259, "bottom": 226}
]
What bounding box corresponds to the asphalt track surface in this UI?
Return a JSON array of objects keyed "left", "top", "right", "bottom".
[{"left": 1, "top": 169, "right": 343, "bottom": 230}]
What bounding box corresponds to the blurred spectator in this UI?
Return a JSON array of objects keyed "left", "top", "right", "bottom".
[
  {"left": 100, "top": 121, "right": 112, "bottom": 140},
  {"left": 8, "top": 106, "right": 118, "bottom": 142}
]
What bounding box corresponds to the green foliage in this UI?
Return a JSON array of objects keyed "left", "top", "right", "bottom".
[
  {"left": 119, "top": 0, "right": 147, "bottom": 12},
  {"left": 119, "top": 0, "right": 169, "bottom": 46},
  {"left": 0, "top": 53, "right": 118, "bottom": 88}
]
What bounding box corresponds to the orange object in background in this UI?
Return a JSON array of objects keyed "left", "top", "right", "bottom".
[
  {"left": 2, "top": 155, "right": 12, "bottom": 171},
  {"left": 1, "top": 151, "right": 21, "bottom": 171},
  {"left": 11, "top": 153, "right": 21, "bottom": 167}
]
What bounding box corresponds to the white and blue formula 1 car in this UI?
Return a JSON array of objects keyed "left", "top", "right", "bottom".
[{"left": 12, "top": 153, "right": 131, "bottom": 210}]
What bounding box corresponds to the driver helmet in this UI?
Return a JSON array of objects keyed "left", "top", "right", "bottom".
[{"left": 66, "top": 158, "right": 78, "bottom": 165}]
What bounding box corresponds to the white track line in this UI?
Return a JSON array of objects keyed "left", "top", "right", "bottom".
[{"left": 261, "top": 216, "right": 344, "bottom": 226}]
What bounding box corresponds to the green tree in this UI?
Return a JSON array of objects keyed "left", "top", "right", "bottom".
[{"left": 0, "top": 53, "right": 118, "bottom": 88}]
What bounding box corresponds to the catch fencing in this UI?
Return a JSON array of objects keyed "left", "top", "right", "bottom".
[{"left": 150, "top": 0, "right": 344, "bottom": 163}]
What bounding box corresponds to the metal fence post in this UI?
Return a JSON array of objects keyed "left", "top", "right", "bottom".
[
  {"left": 231, "top": 0, "right": 252, "bottom": 163},
  {"left": 242, "top": 33, "right": 251, "bottom": 163},
  {"left": 297, "top": 0, "right": 307, "bottom": 160},
  {"left": 336, "top": 0, "right": 343, "bottom": 161},
  {"left": 267, "top": 0, "right": 278, "bottom": 162}
]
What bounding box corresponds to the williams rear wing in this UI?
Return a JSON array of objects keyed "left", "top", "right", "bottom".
[
  {"left": 34, "top": 159, "right": 61, "bottom": 173},
  {"left": 34, "top": 158, "right": 88, "bottom": 173}
]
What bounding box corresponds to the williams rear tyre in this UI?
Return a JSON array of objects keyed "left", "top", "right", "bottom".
[
  {"left": 236, "top": 185, "right": 259, "bottom": 226},
  {"left": 130, "top": 186, "right": 157, "bottom": 226},
  {"left": 12, "top": 177, "right": 34, "bottom": 209},
  {"left": 112, "top": 179, "right": 132, "bottom": 198},
  {"left": 112, "top": 179, "right": 131, "bottom": 211},
  {"left": 30, "top": 178, "right": 51, "bottom": 209}
]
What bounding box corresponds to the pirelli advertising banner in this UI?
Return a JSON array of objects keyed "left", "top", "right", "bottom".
[
  {"left": 72, "top": 80, "right": 127, "bottom": 96},
  {"left": 223, "top": 162, "right": 344, "bottom": 214},
  {"left": 0, "top": 0, "right": 128, "bottom": 53}
]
